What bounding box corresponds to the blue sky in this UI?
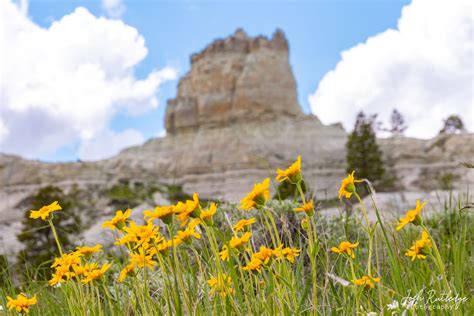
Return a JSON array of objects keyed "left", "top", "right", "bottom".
[{"left": 2, "top": 0, "right": 471, "bottom": 161}]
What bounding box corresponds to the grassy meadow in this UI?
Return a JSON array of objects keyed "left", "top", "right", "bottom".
[{"left": 1, "top": 157, "right": 472, "bottom": 315}]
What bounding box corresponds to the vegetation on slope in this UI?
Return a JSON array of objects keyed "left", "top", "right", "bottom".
[{"left": 1, "top": 157, "right": 472, "bottom": 315}]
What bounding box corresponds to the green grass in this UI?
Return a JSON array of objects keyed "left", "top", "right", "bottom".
[{"left": 1, "top": 184, "right": 472, "bottom": 315}]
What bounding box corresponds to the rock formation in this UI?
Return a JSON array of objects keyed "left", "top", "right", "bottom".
[
  {"left": 1, "top": 29, "right": 473, "bottom": 255},
  {"left": 165, "top": 29, "right": 300, "bottom": 133}
]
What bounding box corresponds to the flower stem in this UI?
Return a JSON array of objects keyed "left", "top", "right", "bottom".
[
  {"left": 421, "top": 224, "right": 450, "bottom": 291},
  {"left": 296, "top": 181, "right": 318, "bottom": 314},
  {"left": 354, "top": 192, "right": 373, "bottom": 277},
  {"left": 48, "top": 218, "right": 63, "bottom": 256}
]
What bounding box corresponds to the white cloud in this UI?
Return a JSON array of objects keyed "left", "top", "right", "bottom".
[
  {"left": 156, "top": 129, "right": 167, "bottom": 138},
  {"left": 309, "top": 0, "right": 473, "bottom": 138},
  {"left": 102, "top": 0, "right": 125, "bottom": 19},
  {"left": 78, "top": 128, "right": 144, "bottom": 161},
  {"left": 0, "top": 0, "right": 177, "bottom": 160}
]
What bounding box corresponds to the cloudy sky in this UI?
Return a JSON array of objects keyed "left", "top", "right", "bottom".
[{"left": 1, "top": 0, "right": 472, "bottom": 162}]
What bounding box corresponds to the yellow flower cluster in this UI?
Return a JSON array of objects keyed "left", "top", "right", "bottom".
[
  {"left": 6, "top": 294, "right": 37, "bottom": 313},
  {"left": 49, "top": 246, "right": 110, "bottom": 286},
  {"left": 394, "top": 200, "right": 436, "bottom": 264},
  {"left": 115, "top": 221, "right": 161, "bottom": 249},
  {"left": 108, "top": 194, "right": 212, "bottom": 282},
  {"left": 241, "top": 245, "right": 301, "bottom": 272},
  {"left": 215, "top": 159, "right": 306, "bottom": 278}
]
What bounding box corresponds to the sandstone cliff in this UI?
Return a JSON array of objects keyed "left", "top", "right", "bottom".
[{"left": 165, "top": 29, "right": 301, "bottom": 133}]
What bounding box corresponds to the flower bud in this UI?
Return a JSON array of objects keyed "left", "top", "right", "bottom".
[{"left": 301, "top": 218, "right": 310, "bottom": 230}]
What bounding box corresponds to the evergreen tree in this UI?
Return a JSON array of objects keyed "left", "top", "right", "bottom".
[
  {"left": 346, "top": 112, "right": 386, "bottom": 191},
  {"left": 17, "top": 186, "right": 82, "bottom": 277},
  {"left": 439, "top": 115, "right": 466, "bottom": 134},
  {"left": 389, "top": 109, "right": 407, "bottom": 136}
]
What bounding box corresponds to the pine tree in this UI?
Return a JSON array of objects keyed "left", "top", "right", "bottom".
[
  {"left": 439, "top": 115, "right": 466, "bottom": 134},
  {"left": 17, "top": 186, "right": 82, "bottom": 278},
  {"left": 389, "top": 109, "right": 407, "bottom": 136},
  {"left": 346, "top": 112, "right": 386, "bottom": 191}
]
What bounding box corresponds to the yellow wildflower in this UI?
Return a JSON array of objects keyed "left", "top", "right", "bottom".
[
  {"left": 75, "top": 244, "right": 102, "bottom": 256},
  {"left": 281, "top": 247, "right": 301, "bottom": 263},
  {"left": 49, "top": 264, "right": 75, "bottom": 286},
  {"left": 49, "top": 268, "right": 69, "bottom": 286},
  {"left": 338, "top": 171, "right": 363, "bottom": 199},
  {"left": 129, "top": 248, "right": 156, "bottom": 270},
  {"left": 293, "top": 200, "right": 314, "bottom": 216},
  {"left": 7, "top": 294, "right": 37, "bottom": 313},
  {"left": 200, "top": 203, "right": 217, "bottom": 225},
  {"left": 144, "top": 206, "right": 175, "bottom": 224},
  {"left": 175, "top": 193, "right": 200, "bottom": 225},
  {"left": 29, "top": 201, "right": 61, "bottom": 220},
  {"left": 51, "top": 252, "right": 82, "bottom": 270},
  {"left": 151, "top": 239, "right": 174, "bottom": 255},
  {"left": 233, "top": 218, "right": 256, "bottom": 232},
  {"left": 276, "top": 155, "right": 302, "bottom": 183},
  {"left": 241, "top": 257, "right": 264, "bottom": 272},
  {"left": 331, "top": 241, "right": 359, "bottom": 259},
  {"left": 352, "top": 275, "right": 380, "bottom": 289},
  {"left": 229, "top": 232, "right": 252, "bottom": 250},
  {"left": 74, "top": 262, "right": 112, "bottom": 281},
  {"left": 405, "top": 230, "right": 432, "bottom": 261},
  {"left": 81, "top": 263, "right": 112, "bottom": 284},
  {"left": 102, "top": 209, "right": 131, "bottom": 230},
  {"left": 72, "top": 263, "right": 95, "bottom": 277},
  {"left": 116, "top": 221, "right": 161, "bottom": 249},
  {"left": 253, "top": 246, "right": 275, "bottom": 264},
  {"left": 207, "top": 273, "right": 234, "bottom": 297},
  {"left": 118, "top": 263, "right": 135, "bottom": 282},
  {"left": 219, "top": 246, "right": 230, "bottom": 261},
  {"left": 173, "top": 219, "right": 201, "bottom": 244},
  {"left": 239, "top": 178, "right": 271, "bottom": 210},
  {"left": 396, "top": 200, "right": 426, "bottom": 231}
]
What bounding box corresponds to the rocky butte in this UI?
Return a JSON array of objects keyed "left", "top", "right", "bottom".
[{"left": 1, "top": 29, "right": 473, "bottom": 253}]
